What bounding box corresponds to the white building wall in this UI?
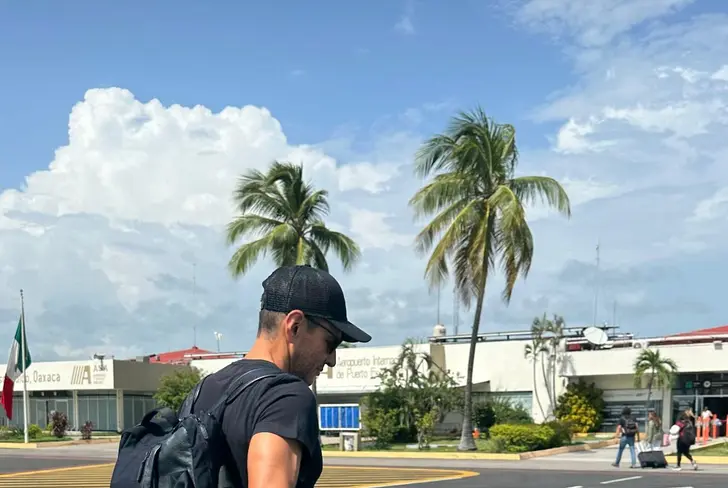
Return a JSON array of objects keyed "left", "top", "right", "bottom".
[{"left": 563, "top": 342, "right": 727, "bottom": 377}]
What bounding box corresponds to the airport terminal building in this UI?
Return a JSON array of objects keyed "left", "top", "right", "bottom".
[
  {"left": 0, "top": 356, "right": 186, "bottom": 432},
  {"left": 3, "top": 323, "right": 727, "bottom": 434},
  {"left": 189, "top": 323, "right": 728, "bottom": 433}
]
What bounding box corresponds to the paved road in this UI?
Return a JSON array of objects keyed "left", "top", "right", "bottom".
[
  {"left": 0, "top": 462, "right": 475, "bottom": 487},
  {"left": 0, "top": 445, "right": 726, "bottom": 488},
  {"left": 412, "top": 468, "right": 726, "bottom": 488}
]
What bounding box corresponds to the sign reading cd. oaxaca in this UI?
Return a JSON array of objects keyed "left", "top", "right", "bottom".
[{"left": 9, "top": 360, "right": 115, "bottom": 391}]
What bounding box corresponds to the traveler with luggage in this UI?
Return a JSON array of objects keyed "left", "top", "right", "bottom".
[
  {"left": 110, "top": 265, "right": 372, "bottom": 488},
  {"left": 645, "top": 410, "right": 663, "bottom": 450},
  {"left": 612, "top": 407, "right": 640, "bottom": 468},
  {"left": 673, "top": 413, "right": 698, "bottom": 471},
  {"left": 636, "top": 410, "right": 668, "bottom": 469}
]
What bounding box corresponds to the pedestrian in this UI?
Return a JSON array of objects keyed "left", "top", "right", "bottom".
[
  {"left": 186, "top": 265, "right": 371, "bottom": 487},
  {"left": 673, "top": 413, "right": 698, "bottom": 471},
  {"left": 612, "top": 407, "right": 640, "bottom": 468},
  {"left": 645, "top": 410, "right": 662, "bottom": 450}
]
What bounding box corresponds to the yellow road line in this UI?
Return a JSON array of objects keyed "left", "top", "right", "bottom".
[
  {"left": 0, "top": 463, "right": 115, "bottom": 478},
  {"left": 0, "top": 463, "right": 478, "bottom": 488}
]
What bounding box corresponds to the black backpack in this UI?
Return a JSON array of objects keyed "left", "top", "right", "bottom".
[
  {"left": 623, "top": 416, "right": 638, "bottom": 436},
  {"left": 110, "top": 367, "right": 281, "bottom": 488},
  {"left": 682, "top": 421, "right": 696, "bottom": 445}
]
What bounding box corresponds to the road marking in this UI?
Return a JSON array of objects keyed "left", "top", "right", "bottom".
[
  {"left": 566, "top": 486, "right": 583, "bottom": 488},
  {"left": 600, "top": 476, "right": 642, "bottom": 484},
  {"left": 0, "top": 463, "right": 479, "bottom": 487},
  {"left": 0, "top": 463, "right": 114, "bottom": 478}
]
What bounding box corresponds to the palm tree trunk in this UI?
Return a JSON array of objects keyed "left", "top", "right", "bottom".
[
  {"left": 540, "top": 355, "right": 551, "bottom": 419},
  {"left": 551, "top": 348, "right": 557, "bottom": 417},
  {"left": 458, "top": 257, "right": 488, "bottom": 451},
  {"left": 645, "top": 375, "right": 653, "bottom": 410},
  {"left": 533, "top": 358, "right": 546, "bottom": 421}
]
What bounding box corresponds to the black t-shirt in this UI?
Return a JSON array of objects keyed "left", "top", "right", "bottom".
[{"left": 190, "top": 358, "right": 323, "bottom": 488}]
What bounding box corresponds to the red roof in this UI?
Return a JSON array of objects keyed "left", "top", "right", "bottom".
[
  {"left": 672, "top": 325, "right": 728, "bottom": 337},
  {"left": 148, "top": 346, "right": 213, "bottom": 364}
]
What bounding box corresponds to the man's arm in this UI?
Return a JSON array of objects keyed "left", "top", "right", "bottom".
[{"left": 247, "top": 432, "right": 303, "bottom": 488}]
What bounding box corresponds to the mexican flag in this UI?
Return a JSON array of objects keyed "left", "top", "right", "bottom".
[{"left": 0, "top": 317, "right": 32, "bottom": 420}]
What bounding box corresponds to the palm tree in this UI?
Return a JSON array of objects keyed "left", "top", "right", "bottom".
[
  {"left": 543, "top": 314, "right": 565, "bottom": 414},
  {"left": 633, "top": 349, "right": 678, "bottom": 409},
  {"left": 226, "top": 160, "right": 361, "bottom": 401},
  {"left": 524, "top": 324, "right": 549, "bottom": 422},
  {"left": 409, "top": 107, "right": 571, "bottom": 450},
  {"left": 226, "top": 160, "right": 361, "bottom": 276}
]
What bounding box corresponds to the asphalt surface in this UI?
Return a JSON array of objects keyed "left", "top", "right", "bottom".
[
  {"left": 413, "top": 468, "right": 726, "bottom": 488},
  {"left": 0, "top": 446, "right": 725, "bottom": 488},
  {"left": 0, "top": 455, "right": 100, "bottom": 474}
]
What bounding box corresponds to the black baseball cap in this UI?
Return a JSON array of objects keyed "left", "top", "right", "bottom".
[{"left": 260, "top": 265, "right": 371, "bottom": 343}]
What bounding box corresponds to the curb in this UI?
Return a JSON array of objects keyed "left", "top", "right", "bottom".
[
  {"left": 324, "top": 438, "right": 619, "bottom": 461},
  {"left": 324, "top": 450, "right": 521, "bottom": 460},
  {"left": 665, "top": 455, "right": 728, "bottom": 465},
  {"left": 0, "top": 437, "right": 120, "bottom": 449}
]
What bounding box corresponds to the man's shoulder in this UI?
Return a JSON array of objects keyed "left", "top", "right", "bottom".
[{"left": 213, "top": 359, "right": 315, "bottom": 408}]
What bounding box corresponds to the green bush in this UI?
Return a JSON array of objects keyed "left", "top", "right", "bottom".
[
  {"left": 544, "top": 420, "right": 573, "bottom": 448},
  {"left": 27, "top": 424, "right": 43, "bottom": 439},
  {"left": 473, "top": 402, "right": 496, "bottom": 431},
  {"left": 554, "top": 380, "right": 604, "bottom": 433},
  {"left": 50, "top": 411, "right": 69, "bottom": 438},
  {"left": 484, "top": 396, "right": 533, "bottom": 425},
  {"left": 490, "top": 424, "right": 556, "bottom": 453},
  {"left": 362, "top": 408, "right": 399, "bottom": 449}
]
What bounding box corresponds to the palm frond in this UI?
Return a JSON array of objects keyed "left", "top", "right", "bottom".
[
  {"left": 510, "top": 176, "right": 572, "bottom": 218},
  {"left": 408, "top": 173, "right": 475, "bottom": 219},
  {"left": 309, "top": 223, "right": 361, "bottom": 272},
  {"left": 227, "top": 222, "right": 293, "bottom": 277},
  {"left": 225, "top": 215, "right": 286, "bottom": 245}
]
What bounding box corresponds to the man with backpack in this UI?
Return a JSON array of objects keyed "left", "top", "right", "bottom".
[
  {"left": 612, "top": 407, "right": 640, "bottom": 468},
  {"left": 110, "top": 265, "right": 372, "bottom": 488}
]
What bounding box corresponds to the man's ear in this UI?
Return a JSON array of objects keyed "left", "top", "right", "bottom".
[{"left": 283, "top": 310, "right": 305, "bottom": 340}]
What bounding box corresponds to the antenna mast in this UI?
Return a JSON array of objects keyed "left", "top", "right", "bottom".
[
  {"left": 192, "top": 262, "right": 197, "bottom": 347},
  {"left": 453, "top": 285, "right": 460, "bottom": 335},
  {"left": 592, "top": 241, "right": 600, "bottom": 326}
]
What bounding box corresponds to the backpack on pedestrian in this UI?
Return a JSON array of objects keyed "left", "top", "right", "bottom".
[
  {"left": 110, "top": 367, "right": 281, "bottom": 488},
  {"left": 623, "top": 416, "right": 638, "bottom": 436},
  {"left": 681, "top": 421, "right": 696, "bottom": 445}
]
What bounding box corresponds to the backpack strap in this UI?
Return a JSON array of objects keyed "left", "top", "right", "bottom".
[
  {"left": 178, "top": 375, "right": 209, "bottom": 417},
  {"left": 207, "top": 367, "right": 283, "bottom": 419}
]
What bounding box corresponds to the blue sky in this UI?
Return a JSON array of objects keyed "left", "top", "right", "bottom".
[
  {"left": 1, "top": 1, "right": 728, "bottom": 360},
  {"left": 0, "top": 1, "right": 568, "bottom": 186}
]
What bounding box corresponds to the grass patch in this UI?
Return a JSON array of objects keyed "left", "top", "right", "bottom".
[
  {"left": 690, "top": 442, "right": 728, "bottom": 457},
  {"left": 0, "top": 435, "right": 72, "bottom": 443}
]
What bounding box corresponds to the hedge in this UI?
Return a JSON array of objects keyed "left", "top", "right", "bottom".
[{"left": 489, "top": 423, "right": 570, "bottom": 453}]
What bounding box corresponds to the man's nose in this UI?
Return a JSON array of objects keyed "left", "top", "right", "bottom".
[{"left": 325, "top": 350, "right": 337, "bottom": 368}]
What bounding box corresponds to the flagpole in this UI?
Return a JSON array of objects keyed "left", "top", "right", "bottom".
[{"left": 20, "top": 290, "right": 29, "bottom": 444}]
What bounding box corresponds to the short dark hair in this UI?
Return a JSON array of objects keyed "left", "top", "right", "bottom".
[
  {"left": 622, "top": 407, "right": 631, "bottom": 416},
  {"left": 258, "top": 309, "right": 285, "bottom": 336}
]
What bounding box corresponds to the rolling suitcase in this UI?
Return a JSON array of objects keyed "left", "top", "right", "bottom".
[{"left": 637, "top": 442, "right": 668, "bottom": 469}]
